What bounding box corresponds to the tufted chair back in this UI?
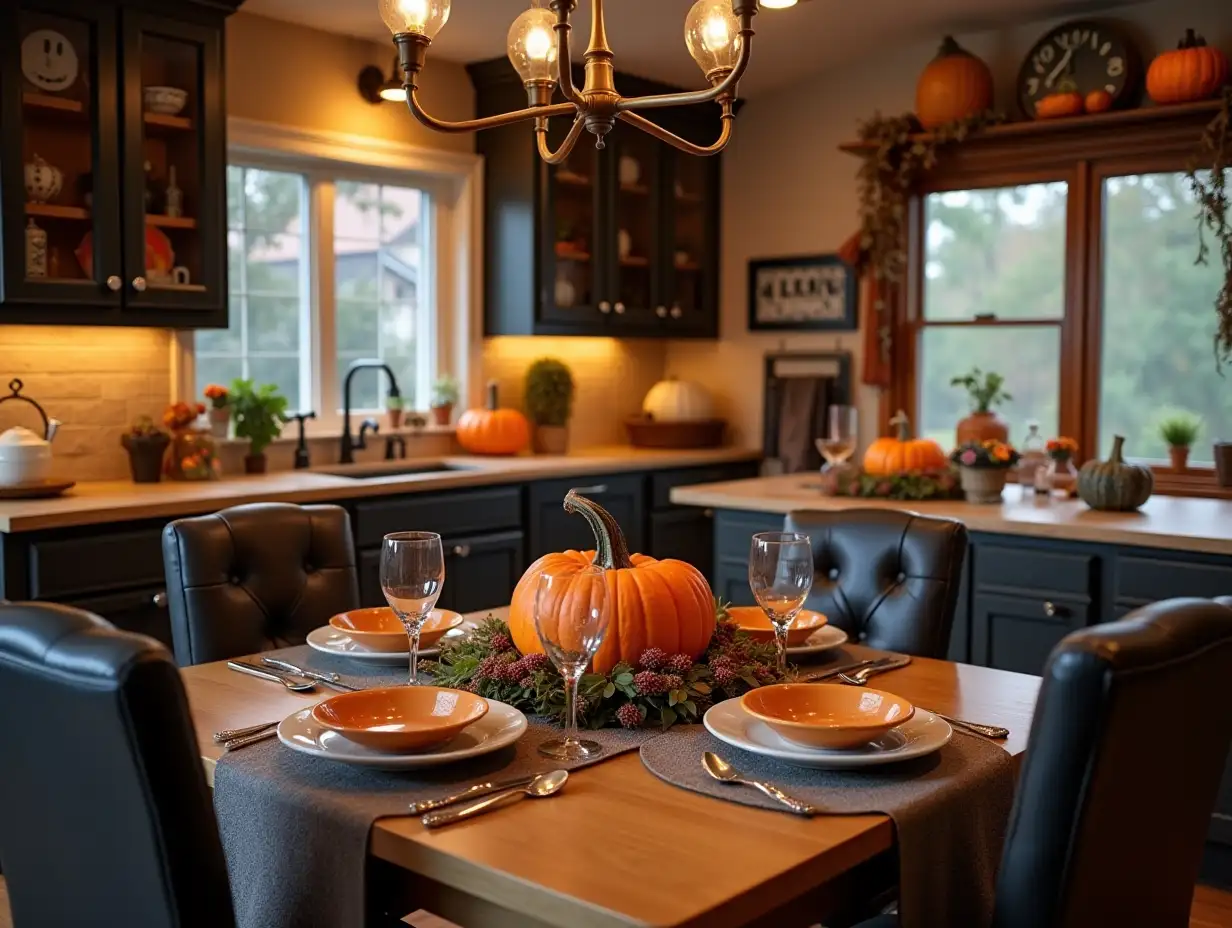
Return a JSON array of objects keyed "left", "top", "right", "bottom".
[
  {"left": 784, "top": 509, "right": 967, "bottom": 657},
  {"left": 161, "top": 502, "right": 360, "bottom": 666}
]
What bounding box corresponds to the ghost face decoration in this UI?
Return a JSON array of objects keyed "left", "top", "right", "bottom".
[{"left": 21, "top": 30, "right": 79, "bottom": 94}]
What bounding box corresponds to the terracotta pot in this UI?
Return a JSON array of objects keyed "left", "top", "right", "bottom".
[
  {"left": 388, "top": 408, "right": 404, "bottom": 430},
  {"left": 1168, "top": 445, "right": 1190, "bottom": 472},
  {"left": 432, "top": 404, "right": 453, "bottom": 426},
  {"left": 959, "top": 466, "right": 1008, "bottom": 504},
  {"left": 956, "top": 410, "right": 1009, "bottom": 446},
  {"left": 1215, "top": 443, "right": 1232, "bottom": 488},
  {"left": 121, "top": 433, "right": 169, "bottom": 484},
  {"left": 207, "top": 406, "right": 230, "bottom": 439},
  {"left": 244, "top": 453, "right": 267, "bottom": 475},
  {"left": 533, "top": 424, "right": 569, "bottom": 455}
]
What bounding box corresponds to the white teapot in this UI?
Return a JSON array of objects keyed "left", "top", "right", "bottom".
[{"left": 0, "top": 426, "right": 52, "bottom": 486}]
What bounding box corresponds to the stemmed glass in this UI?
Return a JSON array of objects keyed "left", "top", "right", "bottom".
[
  {"left": 380, "top": 531, "right": 445, "bottom": 686},
  {"left": 533, "top": 565, "right": 610, "bottom": 760},
  {"left": 815, "top": 404, "right": 859, "bottom": 473},
  {"left": 748, "top": 532, "right": 815, "bottom": 672}
]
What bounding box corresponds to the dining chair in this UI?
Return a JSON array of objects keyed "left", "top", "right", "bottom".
[
  {"left": 784, "top": 509, "right": 968, "bottom": 658},
  {"left": 0, "top": 601, "right": 236, "bottom": 927},
  {"left": 855, "top": 595, "right": 1232, "bottom": 928},
  {"left": 161, "top": 501, "right": 360, "bottom": 666}
]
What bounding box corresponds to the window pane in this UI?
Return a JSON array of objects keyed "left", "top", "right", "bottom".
[
  {"left": 924, "top": 183, "right": 1067, "bottom": 321},
  {"left": 1099, "top": 171, "right": 1232, "bottom": 465},
  {"left": 918, "top": 326, "right": 1060, "bottom": 447}
]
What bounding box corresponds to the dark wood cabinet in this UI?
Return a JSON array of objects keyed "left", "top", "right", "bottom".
[
  {"left": 468, "top": 59, "right": 722, "bottom": 339},
  {"left": 0, "top": 0, "right": 238, "bottom": 327},
  {"left": 649, "top": 508, "right": 714, "bottom": 581},
  {"left": 527, "top": 473, "right": 645, "bottom": 563},
  {"left": 969, "top": 592, "right": 1090, "bottom": 676}
]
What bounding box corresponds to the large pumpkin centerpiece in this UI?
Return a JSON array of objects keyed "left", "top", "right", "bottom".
[
  {"left": 455, "top": 382, "right": 531, "bottom": 456},
  {"left": 863, "top": 410, "right": 949, "bottom": 475},
  {"left": 915, "top": 36, "right": 995, "bottom": 130},
  {"left": 510, "top": 491, "right": 716, "bottom": 673},
  {"left": 1147, "top": 29, "right": 1229, "bottom": 105},
  {"left": 1077, "top": 435, "right": 1154, "bottom": 512}
]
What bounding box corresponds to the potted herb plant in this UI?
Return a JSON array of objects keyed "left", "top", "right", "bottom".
[
  {"left": 229, "top": 379, "right": 288, "bottom": 474},
  {"left": 204, "top": 383, "right": 230, "bottom": 438},
  {"left": 1158, "top": 412, "right": 1201, "bottom": 471},
  {"left": 120, "top": 417, "right": 170, "bottom": 484},
  {"left": 386, "top": 391, "right": 405, "bottom": 430},
  {"left": 950, "top": 368, "right": 1012, "bottom": 445},
  {"left": 524, "top": 358, "right": 575, "bottom": 455},
  {"left": 431, "top": 375, "right": 460, "bottom": 426},
  {"left": 952, "top": 439, "right": 1021, "bottom": 504}
]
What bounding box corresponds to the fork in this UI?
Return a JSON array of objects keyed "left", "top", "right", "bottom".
[{"left": 836, "top": 670, "right": 1010, "bottom": 740}]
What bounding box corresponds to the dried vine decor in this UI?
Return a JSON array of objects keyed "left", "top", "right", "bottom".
[{"left": 1188, "top": 87, "right": 1232, "bottom": 368}]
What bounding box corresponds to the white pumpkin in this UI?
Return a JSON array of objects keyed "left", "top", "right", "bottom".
[{"left": 642, "top": 378, "right": 714, "bottom": 422}]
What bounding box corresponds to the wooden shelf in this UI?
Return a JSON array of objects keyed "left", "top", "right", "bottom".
[
  {"left": 556, "top": 250, "right": 591, "bottom": 262},
  {"left": 144, "top": 112, "right": 193, "bottom": 132},
  {"left": 26, "top": 203, "right": 90, "bottom": 220},
  {"left": 555, "top": 172, "right": 591, "bottom": 188},
  {"left": 620, "top": 256, "right": 649, "bottom": 267},
  {"left": 675, "top": 262, "right": 701, "bottom": 272},
  {"left": 148, "top": 282, "right": 207, "bottom": 293},
  {"left": 23, "top": 93, "right": 85, "bottom": 115},
  {"left": 145, "top": 214, "right": 197, "bottom": 229},
  {"left": 619, "top": 184, "right": 650, "bottom": 196},
  {"left": 676, "top": 193, "right": 704, "bottom": 205}
]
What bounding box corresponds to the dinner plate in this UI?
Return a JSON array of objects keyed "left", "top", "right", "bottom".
[
  {"left": 278, "top": 698, "right": 528, "bottom": 770},
  {"left": 703, "top": 696, "right": 951, "bottom": 768},
  {"left": 786, "top": 624, "right": 848, "bottom": 655},
  {"left": 305, "top": 621, "right": 472, "bottom": 664}
]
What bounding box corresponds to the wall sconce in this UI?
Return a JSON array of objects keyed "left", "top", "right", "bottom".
[{"left": 358, "top": 57, "right": 407, "bottom": 104}]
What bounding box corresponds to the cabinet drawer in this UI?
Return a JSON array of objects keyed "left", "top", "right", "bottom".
[
  {"left": 528, "top": 473, "right": 644, "bottom": 561},
  {"left": 971, "top": 592, "right": 1090, "bottom": 676},
  {"left": 650, "top": 463, "right": 759, "bottom": 510},
  {"left": 62, "top": 586, "right": 174, "bottom": 651},
  {"left": 1115, "top": 556, "right": 1232, "bottom": 605},
  {"left": 972, "top": 544, "right": 1095, "bottom": 598},
  {"left": 714, "top": 510, "right": 786, "bottom": 562},
  {"left": 359, "top": 531, "right": 526, "bottom": 614},
  {"left": 353, "top": 487, "right": 522, "bottom": 548},
  {"left": 649, "top": 509, "right": 715, "bottom": 582},
  {"left": 29, "top": 528, "right": 166, "bottom": 598}
]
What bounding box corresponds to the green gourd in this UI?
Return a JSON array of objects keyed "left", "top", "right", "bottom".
[{"left": 1077, "top": 435, "right": 1154, "bottom": 511}]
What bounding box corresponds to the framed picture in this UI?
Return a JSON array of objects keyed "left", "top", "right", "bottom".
[{"left": 748, "top": 255, "right": 857, "bottom": 332}]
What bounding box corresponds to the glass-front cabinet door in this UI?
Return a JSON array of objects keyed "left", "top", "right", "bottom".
[
  {"left": 1, "top": 2, "right": 123, "bottom": 314},
  {"left": 539, "top": 128, "right": 603, "bottom": 328},
  {"left": 662, "top": 146, "right": 719, "bottom": 334},
  {"left": 608, "top": 123, "right": 663, "bottom": 329}
]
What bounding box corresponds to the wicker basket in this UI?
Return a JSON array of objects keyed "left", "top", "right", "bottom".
[{"left": 625, "top": 416, "right": 726, "bottom": 449}]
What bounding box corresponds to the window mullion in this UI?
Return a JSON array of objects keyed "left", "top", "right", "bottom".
[{"left": 314, "top": 177, "right": 339, "bottom": 425}]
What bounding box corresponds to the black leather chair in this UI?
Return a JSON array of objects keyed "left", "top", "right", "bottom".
[
  {"left": 0, "top": 602, "right": 235, "bottom": 927},
  {"left": 858, "top": 596, "right": 1232, "bottom": 928},
  {"left": 162, "top": 502, "right": 360, "bottom": 666},
  {"left": 784, "top": 509, "right": 968, "bottom": 658}
]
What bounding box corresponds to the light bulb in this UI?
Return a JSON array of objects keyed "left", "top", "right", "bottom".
[
  {"left": 379, "top": 85, "right": 408, "bottom": 102},
  {"left": 685, "top": 0, "right": 742, "bottom": 78},
  {"left": 507, "top": 6, "right": 558, "bottom": 84},
  {"left": 378, "top": 0, "right": 451, "bottom": 40},
  {"left": 760, "top": 0, "right": 798, "bottom": 7}
]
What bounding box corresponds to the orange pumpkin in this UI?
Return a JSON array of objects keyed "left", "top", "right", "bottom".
[
  {"left": 509, "top": 491, "right": 715, "bottom": 674},
  {"left": 915, "top": 36, "right": 994, "bottom": 130},
  {"left": 1084, "top": 89, "right": 1114, "bottom": 114},
  {"left": 455, "top": 382, "right": 530, "bottom": 455},
  {"left": 1034, "top": 91, "right": 1085, "bottom": 119},
  {"left": 862, "top": 410, "right": 949, "bottom": 475},
  {"left": 1147, "top": 29, "right": 1229, "bottom": 105}
]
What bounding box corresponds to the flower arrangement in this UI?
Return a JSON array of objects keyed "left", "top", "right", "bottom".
[
  {"left": 952, "top": 439, "right": 1021, "bottom": 469},
  {"left": 1046, "top": 437, "right": 1079, "bottom": 461},
  {"left": 426, "top": 602, "right": 788, "bottom": 730},
  {"left": 818, "top": 466, "right": 962, "bottom": 501},
  {"left": 120, "top": 417, "right": 172, "bottom": 484},
  {"left": 125, "top": 416, "right": 168, "bottom": 439},
  {"left": 204, "top": 384, "right": 229, "bottom": 410},
  {"left": 163, "top": 400, "right": 205, "bottom": 432},
  {"left": 950, "top": 368, "right": 1012, "bottom": 413}
]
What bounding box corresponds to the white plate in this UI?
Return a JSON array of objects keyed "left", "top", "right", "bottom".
[
  {"left": 703, "top": 697, "right": 951, "bottom": 768},
  {"left": 277, "top": 698, "right": 528, "bottom": 770},
  {"left": 787, "top": 624, "right": 848, "bottom": 655},
  {"left": 305, "top": 620, "right": 473, "bottom": 664}
]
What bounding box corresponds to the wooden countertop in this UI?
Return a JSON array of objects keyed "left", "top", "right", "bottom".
[
  {"left": 671, "top": 473, "right": 1232, "bottom": 556},
  {"left": 0, "top": 446, "right": 760, "bottom": 534}
]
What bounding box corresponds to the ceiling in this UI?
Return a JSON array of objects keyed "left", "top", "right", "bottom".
[{"left": 242, "top": 0, "right": 1143, "bottom": 96}]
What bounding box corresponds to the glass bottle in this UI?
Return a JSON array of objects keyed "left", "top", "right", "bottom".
[{"left": 1017, "top": 420, "right": 1047, "bottom": 495}]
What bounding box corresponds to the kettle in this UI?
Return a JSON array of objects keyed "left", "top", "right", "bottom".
[{"left": 0, "top": 379, "right": 60, "bottom": 487}]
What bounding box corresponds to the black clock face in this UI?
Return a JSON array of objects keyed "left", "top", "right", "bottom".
[{"left": 1017, "top": 20, "right": 1140, "bottom": 116}]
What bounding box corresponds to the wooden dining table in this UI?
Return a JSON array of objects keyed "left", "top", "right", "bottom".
[{"left": 182, "top": 608, "right": 1041, "bottom": 928}]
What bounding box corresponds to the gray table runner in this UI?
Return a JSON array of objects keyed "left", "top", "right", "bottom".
[{"left": 639, "top": 724, "right": 1015, "bottom": 928}]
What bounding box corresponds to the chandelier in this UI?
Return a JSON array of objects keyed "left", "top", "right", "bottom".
[{"left": 378, "top": 0, "right": 759, "bottom": 162}]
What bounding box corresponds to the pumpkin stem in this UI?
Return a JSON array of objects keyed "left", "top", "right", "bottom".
[
  {"left": 937, "top": 35, "right": 965, "bottom": 58},
  {"left": 890, "top": 409, "right": 912, "bottom": 441},
  {"left": 1181, "top": 28, "right": 1198, "bottom": 49},
  {"left": 486, "top": 381, "right": 499, "bottom": 411},
  {"left": 1110, "top": 434, "right": 1126, "bottom": 463},
  {"left": 564, "top": 490, "right": 634, "bottom": 570}
]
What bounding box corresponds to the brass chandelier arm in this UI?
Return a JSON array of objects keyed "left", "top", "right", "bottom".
[
  {"left": 616, "top": 25, "right": 754, "bottom": 113},
  {"left": 535, "top": 114, "right": 587, "bottom": 165},
  {"left": 551, "top": 7, "right": 583, "bottom": 106},
  {"left": 616, "top": 102, "right": 734, "bottom": 157},
  {"left": 404, "top": 86, "right": 575, "bottom": 134}
]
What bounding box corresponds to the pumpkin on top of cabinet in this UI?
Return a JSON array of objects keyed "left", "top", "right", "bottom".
[
  {"left": 1034, "top": 90, "right": 1085, "bottom": 119},
  {"left": 455, "top": 382, "right": 530, "bottom": 456},
  {"left": 915, "top": 36, "right": 994, "bottom": 130},
  {"left": 1147, "top": 29, "right": 1229, "bottom": 105},
  {"left": 1077, "top": 435, "right": 1154, "bottom": 511},
  {"left": 642, "top": 377, "right": 714, "bottom": 422},
  {"left": 509, "top": 490, "right": 715, "bottom": 674},
  {"left": 863, "top": 410, "right": 949, "bottom": 475}
]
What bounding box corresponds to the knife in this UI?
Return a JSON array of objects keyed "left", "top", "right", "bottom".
[
  {"left": 795, "top": 656, "right": 899, "bottom": 683},
  {"left": 262, "top": 657, "right": 360, "bottom": 691},
  {"left": 226, "top": 660, "right": 316, "bottom": 690},
  {"left": 409, "top": 774, "right": 539, "bottom": 815}
]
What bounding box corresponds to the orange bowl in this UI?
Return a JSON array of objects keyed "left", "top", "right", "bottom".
[
  {"left": 726, "top": 606, "right": 827, "bottom": 647},
  {"left": 311, "top": 686, "right": 489, "bottom": 752},
  {"left": 328, "top": 607, "right": 464, "bottom": 653},
  {"left": 741, "top": 684, "right": 914, "bottom": 750}
]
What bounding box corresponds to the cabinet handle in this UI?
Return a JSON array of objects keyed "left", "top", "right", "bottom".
[
  {"left": 451, "top": 544, "right": 471, "bottom": 558},
  {"left": 702, "top": 508, "right": 714, "bottom": 518},
  {"left": 614, "top": 301, "right": 626, "bottom": 315},
  {"left": 655, "top": 305, "right": 667, "bottom": 318},
  {"left": 132, "top": 276, "right": 147, "bottom": 292},
  {"left": 106, "top": 275, "right": 122, "bottom": 292},
  {"left": 153, "top": 591, "right": 168, "bottom": 608},
  {"left": 598, "top": 300, "right": 612, "bottom": 314},
  {"left": 1043, "top": 601, "right": 1057, "bottom": 618},
  {"left": 669, "top": 304, "right": 683, "bottom": 319},
  {"left": 572, "top": 483, "right": 608, "bottom": 496}
]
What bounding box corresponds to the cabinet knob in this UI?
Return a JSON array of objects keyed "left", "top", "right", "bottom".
[
  {"left": 153, "top": 591, "right": 168, "bottom": 608},
  {"left": 572, "top": 483, "right": 608, "bottom": 496},
  {"left": 132, "top": 276, "right": 147, "bottom": 292},
  {"left": 1043, "top": 601, "right": 1057, "bottom": 618},
  {"left": 669, "top": 305, "right": 683, "bottom": 319},
  {"left": 614, "top": 302, "right": 626, "bottom": 315},
  {"left": 106, "top": 275, "right": 122, "bottom": 292},
  {"left": 452, "top": 544, "right": 471, "bottom": 558},
  {"left": 655, "top": 305, "right": 667, "bottom": 318},
  {"left": 702, "top": 508, "right": 714, "bottom": 518},
  {"left": 598, "top": 300, "right": 612, "bottom": 314}
]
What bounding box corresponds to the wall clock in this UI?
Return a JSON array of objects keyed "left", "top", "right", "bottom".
[{"left": 1017, "top": 20, "right": 1141, "bottom": 117}]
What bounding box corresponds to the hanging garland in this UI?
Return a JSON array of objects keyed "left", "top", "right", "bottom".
[{"left": 1188, "top": 87, "right": 1232, "bottom": 370}]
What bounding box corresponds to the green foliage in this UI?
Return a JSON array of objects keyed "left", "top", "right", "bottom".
[
  {"left": 228, "top": 379, "right": 289, "bottom": 456},
  {"left": 524, "top": 358, "right": 575, "bottom": 427},
  {"left": 431, "top": 375, "right": 460, "bottom": 408},
  {"left": 1158, "top": 411, "right": 1202, "bottom": 448},
  {"left": 950, "top": 368, "right": 1011, "bottom": 413},
  {"left": 125, "top": 416, "right": 168, "bottom": 439},
  {"left": 1187, "top": 88, "right": 1232, "bottom": 369},
  {"left": 818, "top": 466, "right": 962, "bottom": 501}
]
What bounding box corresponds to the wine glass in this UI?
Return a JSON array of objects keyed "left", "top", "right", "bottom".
[
  {"left": 748, "top": 532, "right": 814, "bottom": 672},
  {"left": 815, "top": 404, "right": 859, "bottom": 473},
  {"left": 533, "top": 565, "right": 610, "bottom": 760},
  {"left": 380, "top": 531, "right": 445, "bottom": 686}
]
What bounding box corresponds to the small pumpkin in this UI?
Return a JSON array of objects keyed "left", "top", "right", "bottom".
[
  {"left": 455, "top": 382, "right": 530, "bottom": 455},
  {"left": 862, "top": 410, "right": 949, "bottom": 475},
  {"left": 509, "top": 491, "right": 715, "bottom": 674},
  {"left": 1084, "top": 89, "right": 1114, "bottom": 114},
  {"left": 1035, "top": 91, "right": 1085, "bottom": 119},
  {"left": 915, "top": 36, "right": 994, "bottom": 130},
  {"left": 1077, "top": 434, "right": 1154, "bottom": 512},
  {"left": 1147, "top": 29, "right": 1229, "bottom": 105}
]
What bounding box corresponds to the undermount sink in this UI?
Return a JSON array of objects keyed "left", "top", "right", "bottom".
[{"left": 316, "top": 462, "right": 478, "bottom": 480}]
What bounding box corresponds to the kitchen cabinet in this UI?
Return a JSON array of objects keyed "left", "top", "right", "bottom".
[
  {"left": 526, "top": 473, "right": 645, "bottom": 562},
  {"left": 468, "top": 58, "right": 722, "bottom": 338},
  {"left": 0, "top": 0, "right": 238, "bottom": 327}
]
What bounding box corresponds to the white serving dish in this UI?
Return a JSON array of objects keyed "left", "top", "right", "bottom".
[
  {"left": 305, "top": 620, "right": 472, "bottom": 664},
  {"left": 787, "top": 624, "right": 848, "bottom": 656},
  {"left": 144, "top": 85, "right": 188, "bottom": 115},
  {"left": 0, "top": 426, "right": 52, "bottom": 487}
]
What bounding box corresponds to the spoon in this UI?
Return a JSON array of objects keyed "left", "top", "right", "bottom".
[
  {"left": 702, "top": 752, "right": 818, "bottom": 816},
  {"left": 226, "top": 660, "right": 317, "bottom": 692},
  {"left": 421, "top": 770, "right": 569, "bottom": 828}
]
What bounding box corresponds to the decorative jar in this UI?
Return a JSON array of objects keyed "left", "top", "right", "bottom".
[
  {"left": 958, "top": 466, "right": 1008, "bottom": 504},
  {"left": 1046, "top": 458, "right": 1078, "bottom": 498},
  {"left": 165, "top": 430, "right": 219, "bottom": 481}
]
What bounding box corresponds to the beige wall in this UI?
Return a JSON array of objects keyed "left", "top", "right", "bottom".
[{"left": 665, "top": 0, "right": 1231, "bottom": 454}]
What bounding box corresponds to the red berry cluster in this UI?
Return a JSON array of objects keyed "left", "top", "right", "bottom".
[{"left": 616, "top": 703, "right": 644, "bottom": 729}]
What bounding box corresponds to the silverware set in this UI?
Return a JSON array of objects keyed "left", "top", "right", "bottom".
[
  {"left": 419, "top": 770, "right": 569, "bottom": 827},
  {"left": 702, "top": 752, "right": 818, "bottom": 816},
  {"left": 216, "top": 658, "right": 362, "bottom": 751}
]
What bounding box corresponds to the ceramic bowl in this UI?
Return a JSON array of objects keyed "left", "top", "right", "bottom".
[
  {"left": 311, "top": 686, "right": 488, "bottom": 752},
  {"left": 726, "top": 606, "right": 828, "bottom": 647},
  {"left": 741, "top": 684, "right": 914, "bottom": 750},
  {"left": 328, "top": 607, "right": 464, "bottom": 653},
  {"left": 144, "top": 85, "right": 188, "bottom": 115}
]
